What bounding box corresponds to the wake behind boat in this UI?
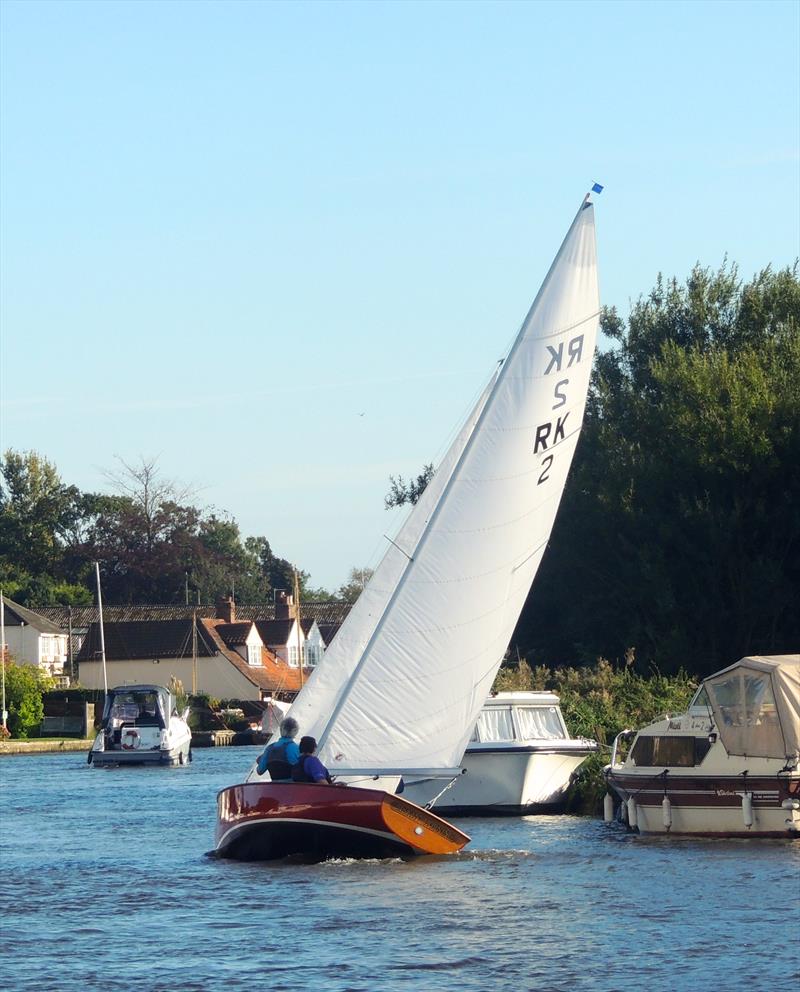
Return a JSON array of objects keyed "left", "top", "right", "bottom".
[{"left": 215, "top": 188, "right": 602, "bottom": 860}]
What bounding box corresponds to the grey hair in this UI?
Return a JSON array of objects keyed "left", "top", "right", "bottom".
[{"left": 280, "top": 717, "right": 299, "bottom": 738}]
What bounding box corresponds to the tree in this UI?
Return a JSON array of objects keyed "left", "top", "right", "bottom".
[
  {"left": 513, "top": 261, "right": 800, "bottom": 676},
  {"left": 336, "top": 567, "right": 374, "bottom": 601},
  {"left": 0, "top": 450, "right": 87, "bottom": 602},
  {"left": 3, "top": 659, "right": 53, "bottom": 738},
  {"left": 385, "top": 464, "right": 434, "bottom": 509}
]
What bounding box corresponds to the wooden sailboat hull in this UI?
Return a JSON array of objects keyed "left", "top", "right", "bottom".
[{"left": 215, "top": 782, "right": 471, "bottom": 861}]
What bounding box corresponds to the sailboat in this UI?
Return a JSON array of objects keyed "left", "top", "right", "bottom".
[{"left": 215, "top": 187, "right": 602, "bottom": 860}]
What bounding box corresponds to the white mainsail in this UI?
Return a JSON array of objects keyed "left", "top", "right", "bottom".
[{"left": 279, "top": 196, "right": 600, "bottom": 778}]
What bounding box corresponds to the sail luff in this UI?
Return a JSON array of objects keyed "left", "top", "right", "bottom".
[{"left": 316, "top": 196, "right": 596, "bottom": 756}]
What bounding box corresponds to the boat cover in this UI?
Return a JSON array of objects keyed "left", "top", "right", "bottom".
[{"left": 704, "top": 655, "right": 800, "bottom": 759}]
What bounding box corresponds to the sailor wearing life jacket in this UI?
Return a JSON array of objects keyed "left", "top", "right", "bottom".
[
  {"left": 291, "top": 736, "right": 334, "bottom": 784},
  {"left": 256, "top": 717, "right": 300, "bottom": 780}
]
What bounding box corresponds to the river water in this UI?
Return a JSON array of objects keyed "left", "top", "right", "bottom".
[{"left": 2, "top": 747, "right": 798, "bottom": 992}]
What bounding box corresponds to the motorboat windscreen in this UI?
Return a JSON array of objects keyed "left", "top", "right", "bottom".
[
  {"left": 101, "top": 687, "right": 169, "bottom": 731},
  {"left": 470, "top": 704, "right": 566, "bottom": 743}
]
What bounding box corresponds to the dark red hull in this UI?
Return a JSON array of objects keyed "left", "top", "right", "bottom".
[{"left": 215, "top": 781, "right": 471, "bottom": 861}]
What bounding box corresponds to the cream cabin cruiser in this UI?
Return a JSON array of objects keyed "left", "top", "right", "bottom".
[
  {"left": 604, "top": 655, "right": 800, "bottom": 837},
  {"left": 404, "top": 692, "right": 598, "bottom": 815},
  {"left": 89, "top": 685, "right": 192, "bottom": 767}
]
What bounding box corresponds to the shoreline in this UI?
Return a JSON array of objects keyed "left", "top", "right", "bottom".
[{"left": 0, "top": 738, "right": 93, "bottom": 755}]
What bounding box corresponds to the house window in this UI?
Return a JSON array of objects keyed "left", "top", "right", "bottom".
[
  {"left": 247, "top": 644, "right": 261, "bottom": 667},
  {"left": 289, "top": 645, "right": 299, "bottom": 668},
  {"left": 306, "top": 644, "right": 319, "bottom": 668}
]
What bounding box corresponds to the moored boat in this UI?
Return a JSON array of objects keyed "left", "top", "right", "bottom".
[
  {"left": 604, "top": 655, "right": 800, "bottom": 837},
  {"left": 403, "top": 692, "right": 598, "bottom": 815},
  {"left": 216, "top": 188, "right": 602, "bottom": 860},
  {"left": 89, "top": 684, "right": 192, "bottom": 767}
]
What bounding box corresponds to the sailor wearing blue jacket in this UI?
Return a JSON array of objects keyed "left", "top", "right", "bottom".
[{"left": 256, "top": 717, "right": 300, "bottom": 779}]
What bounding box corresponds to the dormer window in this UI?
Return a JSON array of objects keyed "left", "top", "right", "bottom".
[
  {"left": 247, "top": 644, "right": 261, "bottom": 667},
  {"left": 288, "top": 645, "right": 299, "bottom": 668}
]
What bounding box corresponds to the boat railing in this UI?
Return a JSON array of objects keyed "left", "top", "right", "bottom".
[{"left": 609, "top": 729, "right": 635, "bottom": 768}]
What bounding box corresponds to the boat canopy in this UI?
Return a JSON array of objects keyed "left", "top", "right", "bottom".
[
  {"left": 101, "top": 685, "right": 170, "bottom": 731},
  {"left": 704, "top": 656, "right": 800, "bottom": 759}
]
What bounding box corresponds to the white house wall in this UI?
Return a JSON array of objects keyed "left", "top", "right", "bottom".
[{"left": 77, "top": 657, "right": 261, "bottom": 700}]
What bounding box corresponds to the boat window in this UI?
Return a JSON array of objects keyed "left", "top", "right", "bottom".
[
  {"left": 474, "top": 708, "right": 515, "bottom": 742},
  {"left": 630, "top": 735, "right": 710, "bottom": 767},
  {"left": 513, "top": 706, "right": 565, "bottom": 740},
  {"left": 690, "top": 686, "right": 711, "bottom": 710},
  {"left": 706, "top": 669, "right": 783, "bottom": 757}
]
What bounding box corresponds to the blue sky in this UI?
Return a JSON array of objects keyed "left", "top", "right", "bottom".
[{"left": 2, "top": 0, "right": 798, "bottom": 592}]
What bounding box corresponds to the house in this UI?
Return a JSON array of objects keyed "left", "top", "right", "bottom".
[
  {"left": 254, "top": 592, "right": 326, "bottom": 670},
  {"left": 1, "top": 596, "right": 69, "bottom": 683},
  {"left": 74, "top": 598, "right": 312, "bottom": 701}
]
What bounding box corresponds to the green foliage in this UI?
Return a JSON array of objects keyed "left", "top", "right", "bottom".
[
  {"left": 335, "top": 567, "right": 374, "bottom": 601},
  {"left": 385, "top": 463, "right": 434, "bottom": 509},
  {"left": 3, "top": 659, "right": 54, "bottom": 738},
  {"left": 493, "top": 657, "right": 697, "bottom": 811},
  {"left": 515, "top": 261, "right": 800, "bottom": 675}
]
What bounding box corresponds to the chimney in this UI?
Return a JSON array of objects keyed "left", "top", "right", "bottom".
[
  {"left": 216, "top": 596, "right": 236, "bottom": 624},
  {"left": 274, "top": 591, "right": 296, "bottom": 620}
]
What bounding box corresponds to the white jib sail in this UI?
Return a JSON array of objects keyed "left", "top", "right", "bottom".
[{"left": 282, "top": 198, "right": 599, "bottom": 777}]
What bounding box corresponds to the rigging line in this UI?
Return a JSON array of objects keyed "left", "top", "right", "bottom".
[
  {"left": 317, "top": 196, "right": 594, "bottom": 754},
  {"left": 424, "top": 775, "right": 461, "bottom": 810}
]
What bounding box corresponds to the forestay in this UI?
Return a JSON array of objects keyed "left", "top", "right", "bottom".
[{"left": 282, "top": 198, "right": 601, "bottom": 777}]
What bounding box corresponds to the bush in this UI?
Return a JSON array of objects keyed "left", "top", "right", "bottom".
[{"left": 2, "top": 660, "right": 54, "bottom": 738}]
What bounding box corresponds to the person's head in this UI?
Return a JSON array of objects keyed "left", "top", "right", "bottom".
[
  {"left": 299, "top": 736, "right": 317, "bottom": 755},
  {"left": 280, "top": 717, "right": 299, "bottom": 739}
]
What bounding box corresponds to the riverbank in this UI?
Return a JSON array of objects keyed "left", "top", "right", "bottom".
[{"left": 0, "top": 738, "right": 93, "bottom": 755}]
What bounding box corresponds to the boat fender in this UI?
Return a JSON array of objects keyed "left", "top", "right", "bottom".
[
  {"left": 122, "top": 729, "right": 141, "bottom": 751},
  {"left": 742, "top": 792, "right": 753, "bottom": 829},
  {"left": 661, "top": 796, "right": 672, "bottom": 830},
  {"left": 626, "top": 797, "right": 638, "bottom": 830},
  {"left": 603, "top": 793, "right": 614, "bottom": 822}
]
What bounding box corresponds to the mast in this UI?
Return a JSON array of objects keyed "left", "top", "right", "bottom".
[
  {"left": 294, "top": 568, "right": 304, "bottom": 688},
  {"left": 316, "top": 190, "right": 598, "bottom": 755},
  {"left": 1, "top": 590, "right": 7, "bottom": 735},
  {"left": 94, "top": 562, "right": 108, "bottom": 702},
  {"left": 192, "top": 608, "right": 198, "bottom": 696}
]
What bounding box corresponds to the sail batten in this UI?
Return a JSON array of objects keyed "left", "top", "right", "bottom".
[{"left": 276, "top": 197, "right": 600, "bottom": 779}]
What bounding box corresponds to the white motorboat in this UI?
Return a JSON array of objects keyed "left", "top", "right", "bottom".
[
  {"left": 403, "top": 692, "right": 598, "bottom": 814},
  {"left": 604, "top": 655, "right": 800, "bottom": 837},
  {"left": 89, "top": 684, "right": 192, "bottom": 767}
]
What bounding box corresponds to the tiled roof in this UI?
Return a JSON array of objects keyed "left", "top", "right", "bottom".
[
  {"left": 214, "top": 622, "right": 253, "bottom": 646},
  {"left": 1, "top": 596, "right": 71, "bottom": 635},
  {"left": 200, "top": 620, "right": 307, "bottom": 693},
  {"left": 73, "top": 615, "right": 308, "bottom": 694},
  {"left": 38, "top": 601, "right": 353, "bottom": 628},
  {"left": 75, "top": 619, "right": 218, "bottom": 661}
]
